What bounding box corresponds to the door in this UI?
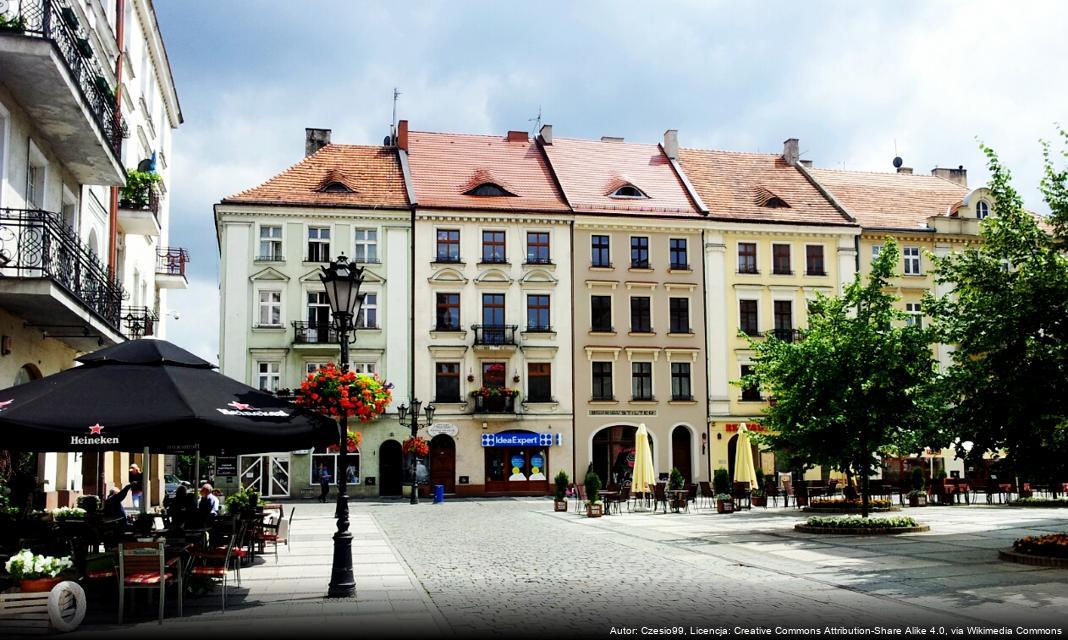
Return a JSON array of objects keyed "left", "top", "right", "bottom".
[
  {"left": 239, "top": 454, "right": 290, "bottom": 497},
  {"left": 269, "top": 455, "right": 290, "bottom": 497},
  {"left": 672, "top": 426, "right": 693, "bottom": 484},
  {"left": 379, "top": 440, "right": 403, "bottom": 496},
  {"left": 429, "top": 434, "right": 456, "bottom": 493},
  {"left": 239, "top": 456, "right": 264, "bottom": 494},
  {"left": 307, "top": 292, "right": 332, "bottom": 342}
]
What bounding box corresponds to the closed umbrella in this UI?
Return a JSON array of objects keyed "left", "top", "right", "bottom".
[
  {"left": 733, "top": 423, "right": 758, "bottom": 489},
  {"left": 630, "top": 423, "right": 656, "bottom": 508}
]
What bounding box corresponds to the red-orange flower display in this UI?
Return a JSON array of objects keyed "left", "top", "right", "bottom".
[
  {"left": 296, "top": 364, "right": 393, "bottom": 423},
  {"left": 402, "top": 437, "right": 429, "bottom": 457}
]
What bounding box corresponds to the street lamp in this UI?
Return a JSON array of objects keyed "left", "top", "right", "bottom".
[
  {"left": 397, "top": 399, "right": 435, "bottom": 504},
  {"left": 319, "top": 255, "right": 366, "bottom": 599}
]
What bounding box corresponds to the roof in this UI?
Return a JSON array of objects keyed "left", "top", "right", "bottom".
[
  {"left": 406, "top": 131, "right": 569, "bottom": 212},
  {"left": 222, "top": 144, "right": 409, "bottom": 208},
  {"left": 807, "top": 168, "right": 969, "bottom": 230},
  {"left": 539, "top": 138, "right": 700, "bottom": 217},
  {"left": 677, "top": 148, "right": 853, "bottom": 226}
]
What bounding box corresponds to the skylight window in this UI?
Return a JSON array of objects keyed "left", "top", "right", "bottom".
[
  {"left": 465, "top": 183, "right": 515, "bottom": 197},
  {"left": 610, "top": 184, "right": 647, "bottom": 198}
]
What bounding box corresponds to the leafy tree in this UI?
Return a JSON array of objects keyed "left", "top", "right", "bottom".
[
  {"left": 925, "top": 132, "right": 1068, "bottom": 487},
  {"left": 743, "top": 239, "right": 937, "bottom": 516}
]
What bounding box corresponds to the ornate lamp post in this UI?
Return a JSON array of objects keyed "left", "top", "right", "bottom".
[
  {"left": 397, "top": 400, "right": 435, "bottom": 505},
  {"left": 319, "top": 255, "right": 366, "bottom": 598}
]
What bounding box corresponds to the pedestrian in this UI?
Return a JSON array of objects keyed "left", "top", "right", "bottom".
[
  {"left": 128, "top": 463, "right": 143, "bottom": 509},
  {"left": 318, "top": 464, "right": 331, "bottom": 503}
]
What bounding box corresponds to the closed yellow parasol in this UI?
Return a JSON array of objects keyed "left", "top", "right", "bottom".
[
  {"left": 630, "top": 423, "right": 657, "bottom": 496},
  {"left": 733, "top": 423, "right": 759, "bottom": 489}
]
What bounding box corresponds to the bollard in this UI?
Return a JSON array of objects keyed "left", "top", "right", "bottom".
[{"left": 433, "top": 484, "right": 445, "bottom": 504}]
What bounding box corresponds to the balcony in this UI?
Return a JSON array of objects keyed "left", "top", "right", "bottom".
[
  {"left": 120, "top": 306, "right": 155, "bottom": 339},
  {"left": 118, "top": 172, "right": 162, "bottom": 236},
  {"left": 0, "top": 207, "right": 125, "bottom": 347},
  {"left": 292, "top": 321, "right": 338, "bottom": 346},
  {"left": 769, "top": 328, "right": 802, "bottom": 343},
  {"left": 155, "top": 247, "right": 188, "bottom": 289},
  {"left": 0, "top": 0, "right": 126, "bottom": 184},
  {"left": 471, "top": 324, "right": 518, "bottom": 351},
  {"left": 472, "top": 394, "right": 516, "bottom": 414}
]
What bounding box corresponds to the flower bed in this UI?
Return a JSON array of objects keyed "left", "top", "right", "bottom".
[
  {"left": 804, "top": 497, "right": 898, "bottom": 513},
  {"left": 999, "top": 534, "right": 1068, "bottom": 567},
  {"left": 1007, "top": 497, "right": 1068, "bottom": 507},
  {"left": 795, "top": 515, "right": 928, "bottom": 535}
]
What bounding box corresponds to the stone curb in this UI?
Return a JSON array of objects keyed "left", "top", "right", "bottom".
[
  {"left": 998, "top": 548, "right": 1068, "bottom": 568},
  {"left": 794, "top": 524, "right": 930, "bottom": 535},
  {"left": 802, "top": 506, "right": 902, "bottom": 513}
]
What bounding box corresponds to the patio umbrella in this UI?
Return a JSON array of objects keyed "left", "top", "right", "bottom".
[
  {"left": 733, "top": 423, "right": 758, "bottom": 489},
  {"left": 0, "top": 339, "right": 335, "bottom": 454},
  {"left": 630, "top": 423, "right": 656, "bottom": 496}
]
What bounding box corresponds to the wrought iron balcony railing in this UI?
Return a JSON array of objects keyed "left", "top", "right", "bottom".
[
  {"left": 0, "top": 207, "right": 124, "bottom": 329},
  {"left": 769, "top": 328, "right": 802, "bottom": 343},
  {"left": 2, "top": 0, "right": 127, "bottom": 159},
  {"left": 156, "top": 247, "right": 189, "bottom": 278},
  {"left": 120, "top": 306, "right": 156, "bottom": 339},
  {"left": 472, "top": 324, "right": 518, "bottom": 346},
  {"left": 472, "top": 394, "right": 516, "bottom": 414},
  {"left": 292, "top": 321, "right": 338, "bottom": 344}
]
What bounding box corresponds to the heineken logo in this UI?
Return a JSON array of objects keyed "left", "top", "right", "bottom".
[
  {"left": 217, "top": 400, "right": 289, "bottom": 417},
  {"left": 71, "top": 423, "right": 119, "bottom": 446},
  {"left": 0, "top": 399, "right": 12, "bottom": 411}
]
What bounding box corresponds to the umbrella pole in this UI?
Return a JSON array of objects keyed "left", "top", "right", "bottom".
[
  {"left": 194, "top": 449, "right": 200, "bottom": 486},
  {"left": 142, "top": 446, "right": 150, "bottom": 514}
]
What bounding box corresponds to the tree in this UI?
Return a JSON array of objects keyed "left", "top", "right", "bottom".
[
  {"left": 925, "top": 132, "right": 1068, "bottom": 487},
  {"left": 743, "top": 239, "right": 937, "bottom": 516}
]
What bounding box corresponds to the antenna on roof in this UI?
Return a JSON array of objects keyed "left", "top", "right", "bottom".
[
  {"left": 528, "top": 105, "right": 542, "bottom": 137},
  {"left": 390, "top": 87, "right": 402, "bottom": 143}
]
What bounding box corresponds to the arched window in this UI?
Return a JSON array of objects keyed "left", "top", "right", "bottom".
[
  {"left": 88, "top": 229, "right": 99, "bottom": 259},
  {"left": 14, "top": 363, "right": 41, "bottom": 386},
  {"left": 610, "top": 185, "right": 647, "bottom": 199},
  {"left": 976, "top": 200, "right": 990, "bottom": 220},
  {"left": 319, "top": 182, "right": 352, "bottom": 193},
  {"left": 465, "top": 183, "right": 514, "bottom": 197}
]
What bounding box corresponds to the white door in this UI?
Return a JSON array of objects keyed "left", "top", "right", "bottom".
[
  {"left": 238, "top": 454, "right": 291, "bottom": 497},
  {"left": 269, "top": 455, "right": 291, "bottom": 497},
  {"left": 239, "top": 456, "right": 264, "bottom": 494}
]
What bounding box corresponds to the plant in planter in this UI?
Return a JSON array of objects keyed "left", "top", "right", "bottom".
[
  {"left": 668, "top": 467, "right": 685, "bottom": 491},
  {"left": 751, "top": 487, "right": 767, "bottom": 508},
  {"left": 469, "top": 386, "right": 519, "bottom": 398},
  {"left": 715, "top": 493, "right": 734, "bottom": 513},
  {"left": 584, "top": 471, "right": 603, "bottom": 517},
  {"left": 0, "top": 14, "right": 26, "bottom": 32},
  {"left": 713, "top": 467, "right": 730, "bottom": 496},
  {"left": 5, "top": 549, "right": 73, "bottom": 592},
  {"left": 52, "top": 506, "right": 87, "bottom": 522},
  {"left": 75, "top": 36, "right": 94, "bottom": 58},
  {"left": 906, "top": 489, "right": 927, "bottom": 507},
  {"left": 223, "top": 484, "right": 259, "bottom": 515},
  {"left": 119, "top": 169, "right": 162, "bottom": 210},
  {"left": 553, "top": 470, "right": 569, "bottom": 512},
  {"left": 296, "top": 365, "right": 393, "bottom": 423}
]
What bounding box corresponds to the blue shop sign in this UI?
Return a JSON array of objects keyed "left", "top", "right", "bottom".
[{"left": 481, "top": 431, "right": 563, "bottom": 448}]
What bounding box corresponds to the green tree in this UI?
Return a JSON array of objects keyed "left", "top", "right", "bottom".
[
  {"left": 743, "top": 239, "right": 937, "bottom": 516},
  {"left": 925, "top": 132, "right": 1068, "bottom": 486}
]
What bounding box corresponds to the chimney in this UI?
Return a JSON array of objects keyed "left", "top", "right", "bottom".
[
  {"left": 539, "top": 124, "right": 553, "bottom": 145},
  {"left": 601, "top": 136, "right": 624, "bottom": 143},
  {"left": 897, "top": 166, "right": 913, "bottom": 175},
  {"left": 931, "top": 165, "right": 967, "bottom": 187},
  {"left": 506, "top": 130, "right": 529, "bottom": 142},
  {"left": 305, "top": 128, "right": 331, "bottom": 157},
  {"left": 783, "top": 138, "right": 799, "bottom": 166},
  {"left": 663, "top": 129, "right": 679, "bottom": 160},
  {"left": 397, "top": 120, "right": 409, "bottom": 151}
]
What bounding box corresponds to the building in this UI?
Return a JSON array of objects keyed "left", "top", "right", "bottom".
[
  {"left": 403, "top": 123, "right": 574, "bottom": 496},
  {"left": 214, "top": 129, "right": 411, "bottom": 498},
  {"left": 536, "top": 128, "right": 709, "bottom": 488},
  {"left": 0, "top": 0, "right": 183, "bottom": 508},
  {"left": 677, "top": 138, "right": 859, "bottom": 481}
]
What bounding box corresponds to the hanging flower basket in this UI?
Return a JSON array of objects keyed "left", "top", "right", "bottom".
[
  {"left": 402, "top": 437, "right": 429, "bottom": 457},
  {"left": 296, "top": 364, "right": 393, "bottom": 422},
  {"left": 326, "top": 429, "right": 363, "bottom": 453}
]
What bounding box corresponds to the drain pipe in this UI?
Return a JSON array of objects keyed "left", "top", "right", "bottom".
[{"left": 107, "top": 0, "right": 125, "bottom": 278}]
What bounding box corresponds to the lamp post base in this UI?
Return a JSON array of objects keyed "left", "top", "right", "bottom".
[{"left": 327, "top": 528, "right": 356, "bottom": 598}]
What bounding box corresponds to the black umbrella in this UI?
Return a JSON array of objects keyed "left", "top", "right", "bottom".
[{"left": 0, "top": 339, "right": 334, "bottom": 454}]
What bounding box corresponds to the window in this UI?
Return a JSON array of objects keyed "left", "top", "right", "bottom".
[
  {"left": 482, "top": 230, "right": 506, "bottom": 263},
  {"left": 355, "top": 293, "right": 378, "bottom": 329},
  {"left": 740, "top": 365, "right": 761, "bottom": 401},
  {"left": 976, "top": 200, "right": 990, "bottom": 220},
  {"left": 773, "top": 300, "right": 793, "bottom": 341},
  {"left": 258, "top": 290, "right": 282, "bottom": 326},
  {"left": 630, "top": 236, "right": 650, "bottom": 268},
  {"left": 435, "top": 363, "right": 461, "bottom": 402},
  {"left": 527, "top": 363, "right": 552, "bottom": 402},
  {"left": 611, "top": 184, "right": 646, "bottom": 198},
  {"left": 871, "top": 244, "right": 882, "bottom": 263},
  {"left": 436, "top": 293, "right": 460, "bottom": 330},
  {"left": 669, "top": 298, "right": 690, "bottom": 334},
  {"left": 526, "top": 232, "right": 550, "bottom": 264},
  {"left": 738, "top": 242, "right": 757, "bottom": 273},
  {"left": 630, "top": 297, "right": 652, "bottom": 333},
  {"left": 739, "top": 300, "right": 759, "bottom": 336},
  {"left": 436, "top": 229, "right": 460, "bottom": 262},
  {"left": 305, "top": 291, "right": 331, "bottom": 341},
  {"left": 906, "top": 302, "right": 923, "bottom": 328},
  {"left": 591, "top": 362, "right": 613, "bottom": 400},
  {"left": 669, "top": 239, "right": 688, "bottom": 270},
  {"left": 631, "top": 362, "right": 653, "bottom": 401},
  {"left": 351, "top": 362, "right": 376, "bottom": 374},
  {"left": 772, "top": 244, "right": 791, "bottom": 275},
  {"left": 806, "top": 245, "right": 825, "bottom": 275},
  {"left": 466, "top": 183, "right": 513, "bottom": 197},
  {"left": 903, "top": 247, "right": 922, "bottom": 275},
  {"left": 307, "top": 226, "right": 331, "bottom": 262},
  {"left": 482, "top": 293, "right": 505, "bottom": 326},
  {"left": 671, "top": 362, "right": 692, "bottom": 400},
  {"left": 256, "top": 361, "right": 281, "bottom": 392},
  {"left": 259, "top": 225, "right": 283, "bottom": 261},
  {"left": 311, "top": 445, "right": 360, "bottom": 486},
  {"left": 591, "top": 235, "right": 611, "bottom": 267},
  {"left": 305, "top": 362, "right": 330, "bottom": 376},
  {"left": 26, "top": 143, "right": 47, "bottom": 209},
  {"left": 591, "top": 296, "right": 613, "bottom": 332},
  {"left": 527, "top": 294, "right": 550, "bottom": 331},
  {"left": 353, "top": 228, "right": 378, "bottom": 263},
  {"left": 482, "top": 361, "right": 506, "bottom": 388}
]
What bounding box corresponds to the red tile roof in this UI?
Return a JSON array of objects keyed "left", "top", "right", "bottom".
[
  {"left": 540, "top": 138, "right": 700, "bottom": 216},
  {"left": 807, "top": 168, "right": 968, "bottom": 230},
  {"left": 222, "top": 144, "right": 408, "bottom": 208},
  {"left": 406, "top": 131, "right": 568, "bottom": 212},
  {"left": 677, "top": 148, "right": 852, "bottom": 226}
]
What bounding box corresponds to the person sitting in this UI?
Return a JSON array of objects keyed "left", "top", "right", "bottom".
[
  {"left": 198, "top": 483, "right": 221, "bottom": 518},
  {"left": 103, "top": 484, "right": 132, "bottom": 520},
  {"left": 165, "top": 485, "right": 198, "bottom": 531}
]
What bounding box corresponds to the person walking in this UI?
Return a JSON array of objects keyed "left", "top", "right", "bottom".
[{"left": 318, "top": 464, "right": 331, "bottom": 503}]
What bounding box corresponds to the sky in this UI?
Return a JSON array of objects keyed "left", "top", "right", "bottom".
[{"left": 154, "top": 0, "right": 1068, "bottom": 362}]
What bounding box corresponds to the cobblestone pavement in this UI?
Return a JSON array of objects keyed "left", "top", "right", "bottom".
[{"left": 370, "top": 499, "right": 1068, "bottom": 637}]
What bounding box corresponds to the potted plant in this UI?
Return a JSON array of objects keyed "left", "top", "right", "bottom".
[
  {"left": 713, "top": 467, "right": 730, "bottom": 496},
  {"left": 909, "top": 467, "right": 926, "bottom": 506},
  {"left": 119, "top": 169, "right": 162, "bottom": 210},
  {"left": 553, "top": 470, "right": 569, "bottom": 512},
  {"left": 584, "top": 471, "right": 603, "bottom": 518},
  {"left": 795, "top": 483, "right": 810, "bottom": 507},
  {"left": 75, "top": 36, "right": 94, "bottom": 58},
  {"left": 907, "top": 489, "right": 927, "bottom": 507},
  {"left": 52, "top": 506, "right": 87, "bottom": 522},
  {"left": 0, "top": 14, "right": 26, "bottom": 32},
  {"left": 4, "top": 549, "right": 72, "bottom": 593},
  {"left": 60, "top": 6, "right": 79, "bottom": 28},
  {"left": 751, "top": 487, "right": 767, "bottom": 508},
  {"left": 715, "top": 493, "right": 734, "bottom": 514}
]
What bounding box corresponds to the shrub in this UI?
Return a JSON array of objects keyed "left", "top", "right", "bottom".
[
  {"left": 584, "top": 471, "right": 602, "bottom": 504},
  {"left": 1008, "top": 497, "right": 1068, "bottom": 507},
  {"left": 805, "top": 515, "right": 918, "bottom": 529},
  {"left": 554, "top": 470, "right": 569, "bottom": 501},
  {"left": 669, "top": 467, "right": 685, "bottom": 491},
  {"left": 119, "top": 170, "right": 161, "bottom": 210},
  {"left": 755, "top": 468, "right": 765, "bottom": 487},
  {"left": 911, "top": 467, "right": 926, "bottom": 492},
  {"left": 1013, "top": 534, "right": 1068, "bottom": 558},
  {"left": 713, "top": 468, "right": 730, "bottom": 495},
  {"left": 809, "top": 497, "right": 893, "bottom": 510}
]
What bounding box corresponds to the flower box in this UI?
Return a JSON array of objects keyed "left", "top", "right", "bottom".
[
  {"left": 553, "top": 499, "right": 568, "bottom": 512},
  {"left": 716, "top": 499, "right": 733, "bottom": 514},
  {"left": 586, "top": 502, "right": 603, "bottom": 518}
]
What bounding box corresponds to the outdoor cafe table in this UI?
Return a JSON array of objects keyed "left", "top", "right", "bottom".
[
  {"left": 666, "top": 489, "right": 687, "bottom": 512},
  {"left": 597, "top": 490, "right": 620, "bottom": 514}
]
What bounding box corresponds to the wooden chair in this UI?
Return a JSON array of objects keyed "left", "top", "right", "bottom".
[
  {"left": 764, "top": 480, "right": 780, "bottom": 507},
  {"left": 826, "top": 479, "right": 839, "bottom": 497},
  {"left": 117, "top": 541, "right": 182, "bottom": 624},
  {"left": 684, "top": 484, "right": 698, "bottom": 513},
  {"left": 781, "top": 478, "right": 793, "bottom": 508},
  {"left": 698, "top": 481, "right": 714, "bottom": 509},
  {"left": 190, "top": 520, "right": 245, "bottom": 612},
  {"left": 732, "top": 482, "right": 752, "bottom": 510},
  {"left": 652, "top": 483, "right": 668, "bottom": 513}
]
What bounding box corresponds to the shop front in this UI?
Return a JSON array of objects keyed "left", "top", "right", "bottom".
[{"left": 481, "top": 430, "right": 561, "bottom": 496}]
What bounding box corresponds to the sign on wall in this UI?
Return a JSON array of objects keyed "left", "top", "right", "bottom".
[
  {"left": 480, "top": 431, "right": 563, "bottom": 448},
  {"left": 216, "top": 456, "right": 238, "bottom": 477},
  {"left": 428, "top": 422, "right": 459, "bottom": 437}
]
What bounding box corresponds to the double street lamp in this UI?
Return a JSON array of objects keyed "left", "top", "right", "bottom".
[
  {"left": 397, "top": 400, "right": 435, "bottom": 505},
  {"left": 319, "top": 255, "right": 366, "bottom": 599}
]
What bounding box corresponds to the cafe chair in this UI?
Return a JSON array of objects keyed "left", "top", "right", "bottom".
[
  {"left": 259, "top": 508, "right": 294, "bottom": 560},
  {"left": 190, "top": 520, "right": 246, "bottom": 612},
  {"left": 118, "top": 541, "right": 182, "bottom": 624}
]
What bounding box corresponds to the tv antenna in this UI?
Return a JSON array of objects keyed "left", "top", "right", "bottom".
[
  {"left": 391, "top": 87, "right": 402, "bottom": 140},
  {"left": 529, "top": 105, "right": 542, "bottom": 136}
]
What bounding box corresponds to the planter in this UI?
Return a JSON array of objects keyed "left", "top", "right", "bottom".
[
  {"left": 999, "top": 548, "right": 1068, "bottom": 568},
  {"left": 908, "top": 494, "right": 927, "bottom": 507},
  {"left": 716, "top": 499, "right": 733, "bottom": 514},
  {"left": 751, "top": 496, "right": 767, "bottom": 508},
  {"left": 19, "top": 577, "right": 62, "bottom": 593},
  {"left": 553, "top": 499, "right": 568, "bottom": 512},
  {"left": 586, "top": 502, "right": 603, "bottom": 518},
  {"left": 794, "top": 524, "right": 930, "bottom": 535},
  {"left": 795, "top": 493, "right": 809, "bottom": 507}
]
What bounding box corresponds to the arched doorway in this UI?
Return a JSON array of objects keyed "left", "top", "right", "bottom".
[
  {"left": 378, "top": 440, "right": 403, "bottom": 497},
  {"left": 592, "top": 425, "right": 654, "bottom": 487},
  {"left": 671, "top": 426, "right": 693, "bottom": 484},
  {"left": 13, "top": 363, "right": 41, "bottom": 386},
  {"left": 429, "top": 434, "right": 455, "bottom": 494},
  {"left": 727, "top": 434, "right": 759, "bottom": 485}
]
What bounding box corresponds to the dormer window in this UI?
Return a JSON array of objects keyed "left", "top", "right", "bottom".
[
  {"left": 754, "top": 186, "right": 790, "bottom": 208},
  {"left": 976, "top": 200, "right": 990, "bottom": 220},
  {"left": 320, "top": 182, "right": 352, "bottom": 193},
  {"left": 610, "top": 184, "right": 647, "bottom": 199},
  {"left": 315, "top": 169, "right": 356, "bottom": 193},
  {"left": 466, "top": 183, "right": 515, "bottom": 197}
]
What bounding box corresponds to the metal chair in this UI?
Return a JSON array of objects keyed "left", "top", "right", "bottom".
[
  {"left": 652, "top": 483, "right": 668, "bottom": 513},
  {"left": 190, "top": 520, "right": 245, "bottom": 612},
  {"left": 732, "top": 482, "right": 752, "bottom": 510},
  {"left": 118, "top": 541, "right": 182, "bottom": 624}
]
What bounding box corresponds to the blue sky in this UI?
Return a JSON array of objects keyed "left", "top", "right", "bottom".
[{"left": 155, "top": 0, "right": 1068, "bottom": 361}]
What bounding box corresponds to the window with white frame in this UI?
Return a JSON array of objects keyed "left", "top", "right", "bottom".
[
  {"left": 257, "top": 290, "right": 282, "bottom": 326},
  {"left": 26, "top": 143, "right": 47, "bottom": 209},
  {"left": 305, "top": 362, "right": 330, "bottom": 376},
  {"left": 905, "top": 302, "right": 923, "bottom": 328},
  {"left": 307, "top": 226, "right": 331, "bottom": 262},
  {"left": 353, "top": 228, "right": 378, "bottom": 263},
  {"left": 903, "top": 246, "right": 922, "bottom": 275},
  {"left": 255, "top": 361, "right": 281, "bottom": 392},
  {"left": 259, "top": 225, "right": 283, "bottom": 260},
  {"left": 871, "top": 244, "right": 882, "bottom": 263},
  {"left": 310, "top": 446, "right": 360, "bottom": 486},
  {"left": 350, "top": 362, "right": 377, "bottom": 374},
  {"left": 976, "top": 200, "right": 990, "bottom": 220},
  {"left": 356, "top": 293, "right": 378, "bottom": 328}
]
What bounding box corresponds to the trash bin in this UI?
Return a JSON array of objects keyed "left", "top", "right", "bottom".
[{"left": 433, "top": 484, "right": 445, "bottom": 504}]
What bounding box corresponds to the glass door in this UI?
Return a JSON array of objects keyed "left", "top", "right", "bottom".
[
  {"left": 239, "top": 456, "right": 264, "bottom": 494},
  {"left": 269, "top": 455, "right": 291, "bottom": 497}
]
